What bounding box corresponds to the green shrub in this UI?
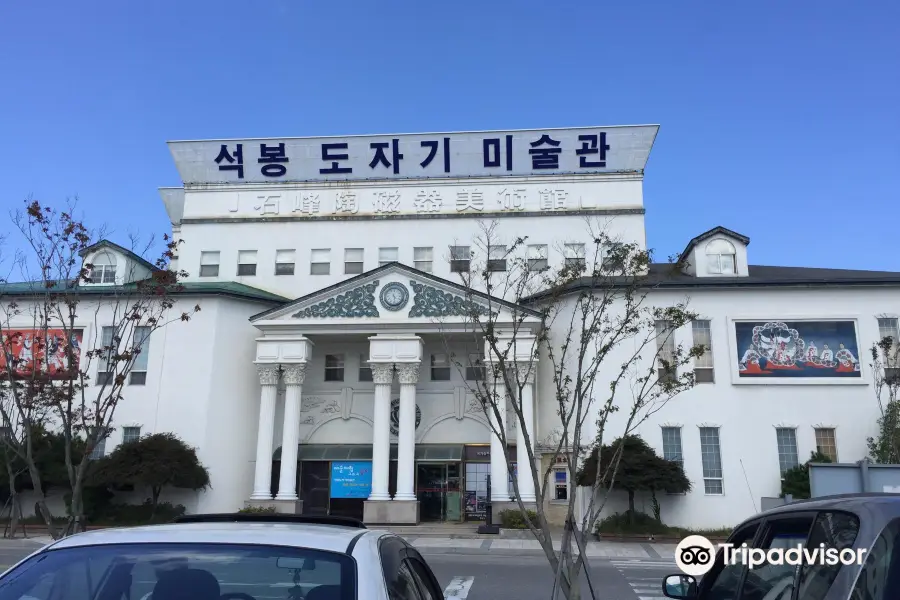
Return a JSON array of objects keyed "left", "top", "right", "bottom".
[
  {"left": 238, "top": 506, "right": 277, "bottom": 514},
  {"left": 498, "top": 509, "right": 538, "bottom": 529},
  {"left": 594, "top": 510, "right": 732, "bottom": 538},
  {"left": 93, "top": 500, "right": 186, "bottom": 525}
]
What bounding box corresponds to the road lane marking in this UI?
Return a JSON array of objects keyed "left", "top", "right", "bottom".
[{"left": 443, "top": 576, "right": 475, "bottom": 600}]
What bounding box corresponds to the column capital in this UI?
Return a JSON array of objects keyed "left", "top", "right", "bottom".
[
  {"left": 515, "top": 362, "right": 536, "bottom": 384},
  {"left": 282, "top": 363, "right": 306, "bottom": 386},
  {"left": 396, "top": 362, "right": 420, "bottom": 385},
  {"left": 256, "top": 364, "right": 281, "bottom": 386},
  {"left": 370, "top": 362, "right": 395, "bottom": 385}
]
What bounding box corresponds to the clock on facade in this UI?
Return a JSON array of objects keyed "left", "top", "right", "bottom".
[{"left": 379, "top": 282, "right": 409, "bottom": 311}]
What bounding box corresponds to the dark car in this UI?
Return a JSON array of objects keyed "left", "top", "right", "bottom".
[{"left": 661, "top": 493, "right": 900, "bottom": 600}]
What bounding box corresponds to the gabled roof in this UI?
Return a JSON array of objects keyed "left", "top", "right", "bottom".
[
  {"left": 678, "top": 226, "right": 751, "bottom": 263},
  {"left": 250, "top": 261, "right": 543, "bottom": 321},
  {"left": 524, "top": 263, "right": 900, "bottom": 301},
  {"left": 0, "top": 279, "right": 289, "bottom": 304},
  {"left": 79, "top": 240, "right": 159, "bottom": 272}
]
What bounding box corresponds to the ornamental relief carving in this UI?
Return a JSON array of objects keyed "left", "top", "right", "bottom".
[
  {"left": 292, "top": 281, "right": 380, "bottom": 318},
  {"left": 282, "top": 364, "right": 306, "bottom": 385},
  {"left": 389, "top": 398, "right": 422, "bottom": 436},
  {"left": 408, "top": 280, "right": 491, "bottom": 318},
  {"left": 256, "top": 365, "right": 280, "bottom": 386}
]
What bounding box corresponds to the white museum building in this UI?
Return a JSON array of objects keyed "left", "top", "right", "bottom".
[{"left": 4, "top": 124, "right": 900, "bottom": 529}]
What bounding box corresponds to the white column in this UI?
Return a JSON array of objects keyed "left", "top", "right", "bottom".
[
  {"left": 276, "top": 364, "right": 305, "bottom": 500},
  {"left": 394, "top": 362, "right": 420, "bottom": 501},
  {"left": 490, "top": 373, "right": 511, "bottom": 502},
  {"left": 515, "top": 363, "right": 537, "bottom": 503},
  {"left": 368, "top": 363, "right": 394, "bottom": 501},
  {"left": 251, "top": 364, "right": 280, "bottom": 500}
]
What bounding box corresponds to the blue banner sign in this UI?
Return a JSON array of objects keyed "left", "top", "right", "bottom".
[{"left": 330, "top": 461, "right": 373, "bottom": 499}]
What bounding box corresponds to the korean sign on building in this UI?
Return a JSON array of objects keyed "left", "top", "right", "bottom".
[
  {"left": 168, "top": 125, "right": 659, "bottom": 185},
  {"left": 330, "top": 461, "right": 373, "bottom": 499}
]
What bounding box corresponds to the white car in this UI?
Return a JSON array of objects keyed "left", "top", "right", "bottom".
[{"left": 0, "top": 514, "right": 446, "bottom": 600}]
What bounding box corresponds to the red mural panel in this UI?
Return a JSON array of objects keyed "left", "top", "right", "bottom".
[{"left": 0, "top": 329, "right": 83, "bottom": 380}]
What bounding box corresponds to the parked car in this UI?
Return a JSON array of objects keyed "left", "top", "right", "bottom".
[
  {"left": 661, "top": 492, "right": 900, "bottom": 600},
  {"left": 0, "top": 513, "right": 444, "bottom": 600}
]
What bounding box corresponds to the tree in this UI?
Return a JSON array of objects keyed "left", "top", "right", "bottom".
[
  {"left": 90, "top": 433, "right": 210, "bottom": 517},
  {"left": 867, "top": 334, "right": 900, "bottom": 463},
  {"left": 0, "top": 199, "right": 199, "bottom": 537},
  {"left": 577, "top": 434, "right": 691, "bottom": 522},
  {"left": 441, "top": 221, "right": 703, "bottom": 600},
  {"left": 780, "top": 450, "right": 832, "bottom": 499}
]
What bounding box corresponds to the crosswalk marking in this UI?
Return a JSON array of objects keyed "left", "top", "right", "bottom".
[
  {"left": 443, "top": 576, "right": 475, "bottom": 600},
  {"left": 610, "top": 559, "right": 677, "bottom": 599}
]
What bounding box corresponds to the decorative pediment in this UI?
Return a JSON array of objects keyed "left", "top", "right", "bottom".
[
  {"left": 292, "top": 281, "right": 380, "bottom": 318},
  {"left": 408, "top": 280, "right": 491, "bottom": 318}
]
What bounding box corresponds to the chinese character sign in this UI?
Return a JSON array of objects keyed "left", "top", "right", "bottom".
[
  {"left": 0, "top": 328, "right": 83, "bottom": 380},
  {"left": 168, "top": 125, "right": 658, "bottom": 184},
  {"left": 330, "top": 461, "right": 373, "bottom": 498}
]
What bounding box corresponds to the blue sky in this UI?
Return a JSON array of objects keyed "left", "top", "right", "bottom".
[{"left": 1, "top": 0, "right": 897, "bottom": 270}]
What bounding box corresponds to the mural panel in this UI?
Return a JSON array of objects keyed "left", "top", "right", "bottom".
[
  {"left": 0, "top": 328, "right": 83, "bottom": 380},
  {"left": 735, "top": 320, "right": 861, "bottom": 378}
]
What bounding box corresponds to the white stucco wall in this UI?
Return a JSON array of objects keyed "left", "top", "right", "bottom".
[{"left": 545, "top": 285, "right": 900, "bottom": 529}]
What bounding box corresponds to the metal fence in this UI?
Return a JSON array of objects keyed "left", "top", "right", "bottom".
[{"left": 809, "top": 460, "right": 900, "bottom": 497}]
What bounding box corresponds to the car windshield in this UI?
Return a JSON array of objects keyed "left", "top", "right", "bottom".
[{"left": 0, "top": 542, "right": 355, "bottom": 600}]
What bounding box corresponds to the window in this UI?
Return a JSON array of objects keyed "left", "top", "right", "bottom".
[
  {"left": 430, "top": 354, "right": 451, "bottom": 381},
  {"left": 406, "top": 557, "right": 444, "bottom": 600},
  {"left": 702, "top": 522, "right": 760, "bottom": 599},
  {"left": 414, "top": 247, "right": 433, "bottom": 272},
  {"left": 661, "top": 427, "right": 683, "bottom": 465},
  {"left": 797, "top": 511, "right": 860, "bottom": 600},
  {"left": 275, "top": 249, "right": 295, "bottom": 276},
  {"left": 553, "top": 468, "right": 568, "bottom": 501},
  {"left": 130, "top": 326, "right": 150, "bottom": 385},
  {"left": 655, "top": 320, "right": 677, "bottom": 384},
  {"left": 465, "top": 354, "right": 485, "bottom": 381},
  {"left": 878, "top": 317, "right": 900, "bottom": 379},
  {"left": 739, "top": 515, "right": 816, "bottom": 600},
  {"left": 527, "top": 244, "right": 548, "bottom": 271},
  {"left": 379, "top": 247, "right": 398, "bottom": 266},
  {"left": 699, "top": 426, "right": 723, "bottom": 494},
  {"left": 311, "top": 249, "right": 331, "bottom": 275},
  {"left": 324, "top": 354, "right": 345, "bottom": 382},
  {"left": 487, "top": 245, "right": 507, "bottom": 272},
  {"left": 449, "top": 246, "right": 470, "bottom": 273},
  {"left": 706, "top": 239, "right": 736, "bottom": 274},
  {"left": 89, "top": 433, "right": 107, "bottom": 459},
  {"left": 0, "top": 542, "right": 356, "bottom": 600},
  {"left": 563, "top": 243, "right": 585, "bottom": 269},
  {"left": 815, "top": 427, "right": 838, "bottom": 462},
  {"left": 776, "top": 427, "right": 800, "bottom": 474},
  {"left": 237, "top": 250, "right": 257, "bottom": 276},
  {"left": 97, "top": 326, "right": 115, "bottom": 385},
  {"left": 344, "top": 248, "right": 364, "bottom": 274},
  {"left": 692, "top": 320, "right": 715, "bottom": 383},
  {"left": 199, "top": 251, "right": 220, "bottom": 277},
  {"left": 390, "top": 561, "right": 424, "bottom": 600},
  {"left": 88, "top": 252, "right": 117, "bottom": 284},
  {"left": 122, "top": 426, "right": 141, "bottom": 444},
  {"left": 358, "top": 355, "right": 373, "bottom": 382},
  {"left": 850, "top": 517, "right": 900, "bottom": 600}
]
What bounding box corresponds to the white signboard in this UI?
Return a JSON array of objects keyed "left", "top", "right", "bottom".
[
  {"left": 168, "top": 125, "right": 659, "bottom": 185},
  {"left": 181, "top": 180, "right": 641, "bottom": 220}
]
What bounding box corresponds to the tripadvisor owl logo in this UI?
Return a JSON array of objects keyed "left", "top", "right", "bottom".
[{"left": 675, "top": 535, "right": 717, "bottom": 576}]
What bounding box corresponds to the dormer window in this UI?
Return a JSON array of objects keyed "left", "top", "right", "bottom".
[
  {"left": 88, "top": 252, "right": 117, "bottom": 284},
  {"left": 705, "top": 239, "right": 736, "bottom": 275}
]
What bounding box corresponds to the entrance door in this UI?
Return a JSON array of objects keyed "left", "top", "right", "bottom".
[{"left": 416, "top": 463, "right": 462, "bottom": 522}]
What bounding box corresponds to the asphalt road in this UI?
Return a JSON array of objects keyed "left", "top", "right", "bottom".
[{"left": 0, "top": 538, "right": 678, "bottom": 600}]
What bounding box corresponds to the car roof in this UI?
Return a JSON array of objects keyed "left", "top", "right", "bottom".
[
  {"left": 44, "top": 522, "right": 378, "bottom": 554},
  {"left": 742, "top": 493, "right": 900, "bottom": 524}
]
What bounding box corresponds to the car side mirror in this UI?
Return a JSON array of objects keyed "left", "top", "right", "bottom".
[{"left": 662, "top": 574, "right": 698, "bottom": 599}]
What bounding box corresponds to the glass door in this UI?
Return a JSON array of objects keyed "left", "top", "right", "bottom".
[{"left": 416, "top": 464, "right": 446, "bottom": 521}]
